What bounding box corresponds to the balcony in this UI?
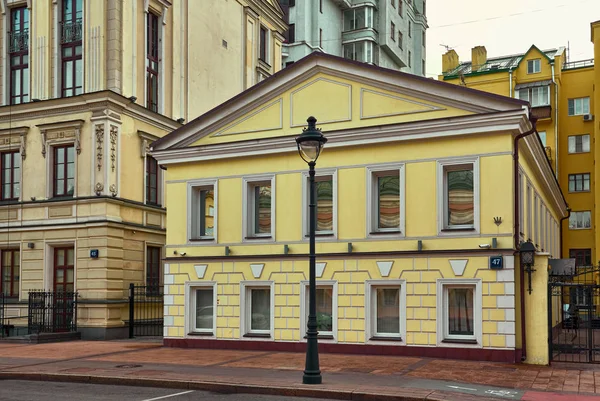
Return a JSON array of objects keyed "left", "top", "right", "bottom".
[
  {"left": 531, "top": 105, "right": 552, "bottom": 120},
  {"left": 563, "top": 59, "right": 594, "bottom": 70},
  {"left": 60, "top": 18, "right": 82, "bottom": 44},
  {"left": 8, "top": 29, "right": 29, "bottom": 54}
]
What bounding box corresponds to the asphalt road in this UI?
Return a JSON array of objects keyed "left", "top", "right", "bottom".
[{"left": 0, "top": 380, "right": 327, "bottom": 401}]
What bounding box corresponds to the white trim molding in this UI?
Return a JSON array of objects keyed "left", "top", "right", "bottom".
[
  {"left": 186, "top": 178, "right": 218, "bottom": 245},
  {"left": 366, "top": 163, "right": 405, "bottom": 239},
  {"left": 365, "top": 279, "right": 407, "bottom": 345},
  {"left": 299, "top": 280, "right": 338, "bottom": 342},
  {"left": 241, "top": 174, "right": 276, "bottom": 243},
  {"left": 240, "top": 280, "right": 275, "bottom": 340},
  {"left": 184, "top": 281, "right": 217, "bottom": 338},
  {"left": 301, "top": 168, "right": 337, "bottom": 240},
  {"left": 436, "top": 278, "right": 483, "bottom": 348},
  {"left": 436, "top": 156, "right": 480, "bottom": 236}
]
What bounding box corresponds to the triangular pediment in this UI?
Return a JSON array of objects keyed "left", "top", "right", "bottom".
[{"left": 153, "top": 53, "right": 528, "bottom": 151}]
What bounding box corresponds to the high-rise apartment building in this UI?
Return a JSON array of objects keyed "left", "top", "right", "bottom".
[{"left": 279, "top": 0, "right": 427, "bottom": 75}]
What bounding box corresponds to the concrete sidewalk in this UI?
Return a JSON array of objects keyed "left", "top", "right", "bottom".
[{"left": 0, "top": 340, "right": 599, "bottom": 400}]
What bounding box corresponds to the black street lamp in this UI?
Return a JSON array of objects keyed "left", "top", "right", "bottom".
[
  {"left": 520, "top": 241, "right": 536, "bottom": 294},
  {"left": 296, "top": 116, "right": 327, "bottom": 385}
]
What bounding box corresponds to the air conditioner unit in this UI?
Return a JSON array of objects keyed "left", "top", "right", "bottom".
[{"left": 583, "top": 114, "right": 594, "bottom": 121}]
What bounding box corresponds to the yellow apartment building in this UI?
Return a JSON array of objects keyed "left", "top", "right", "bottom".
[
  {"left": 0, "top": 0, "right": 286, "bottom": 340},
  {"left": 440, "top": 21, "right": 600, "bottom": 274},
  {"left": 152, "top": 52, "right": 567, "bottom": 363}
]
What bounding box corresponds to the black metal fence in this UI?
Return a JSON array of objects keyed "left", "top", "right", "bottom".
[
  {"left": 0, "top": 293, "right": 5, "bottom": 338},
  {"left": 28, "top": 291, "right": 78, "bottom": 334},
  {"left": 549, "top": 282, "right": 600, "bottom": 363},
  {"left": 128, "top": 283, "right": 163, "bottom": 338}
]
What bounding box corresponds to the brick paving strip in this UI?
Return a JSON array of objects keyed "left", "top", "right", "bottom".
[{"left": 0, "top": 341, "right": 599, "bottom": 400}]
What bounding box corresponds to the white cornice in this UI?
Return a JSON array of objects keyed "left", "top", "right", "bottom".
[
  {"left": 152, "top": 110, "right": 527, "bottom": 164},
  {"left": 0, "top": 92, "right": 180, "bottom": 132}
]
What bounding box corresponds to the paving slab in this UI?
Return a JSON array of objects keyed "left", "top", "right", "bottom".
[{"left": 2, "top": 340, "right": 600, "bottom": 400}]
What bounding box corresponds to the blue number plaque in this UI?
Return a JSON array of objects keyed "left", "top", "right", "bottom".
[
  {"left": 490, "top": 256, "right": 503, "bottom": 269},
  {"left": 90, "top": 249, "right": 99, "bottom": 258}
]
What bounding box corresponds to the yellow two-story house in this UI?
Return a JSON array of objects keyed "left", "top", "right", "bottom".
[
  {"left": 0, "top": 0, "right": 286, "bottom": 340},
  {"left": 152, "top": 53, "right": 567, "bottom": 363}
]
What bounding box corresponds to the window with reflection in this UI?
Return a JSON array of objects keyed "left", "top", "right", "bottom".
[
  {"left": 61, "top": 0, "right": 83, "bottom": 97},
  {"left": 9, "top": 7, "right": 29, "bottom": 104}
]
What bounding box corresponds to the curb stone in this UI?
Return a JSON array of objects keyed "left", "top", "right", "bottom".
[{"left": 0, "top": 371, "right": 499, "bottom": 400}]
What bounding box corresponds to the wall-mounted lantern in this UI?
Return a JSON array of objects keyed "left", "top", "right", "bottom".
[{"left": 520, "top": 241, "right": 536, "bottom": 294}]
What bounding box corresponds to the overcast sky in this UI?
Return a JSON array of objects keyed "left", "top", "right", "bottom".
[{"left": 425, "top": 0, "right": 600, "bottom": 78}]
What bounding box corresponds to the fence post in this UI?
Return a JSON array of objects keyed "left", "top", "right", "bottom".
[{"left": 129, "top": 283, "right": 135, "bottom": 339}]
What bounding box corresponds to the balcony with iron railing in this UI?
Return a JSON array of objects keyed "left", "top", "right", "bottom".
[
  {"left": 8, "top": 29, "right": 29, "bottom": 54},
  {"left": 60, "top": 18, "right": 82, "bottom": 44},
  {"left": 563, "top": 59, "right": 594, "bottom": 70}
]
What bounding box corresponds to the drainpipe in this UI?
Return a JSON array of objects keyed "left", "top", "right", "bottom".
[
  {"left": 509, "top": 69, "right": 513, "bottom": 97},
  {"left": 551, "top": 63, "right": 559, "bottom": 176},
  {"left": 559, "top": 208, "right": 572, "bottom": 258},
  {"left": 513, "top": 114, "right": 538, "bottom": 362}
]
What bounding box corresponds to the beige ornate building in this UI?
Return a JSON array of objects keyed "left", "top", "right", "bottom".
[{"left": 0, "top": 0, "right": 286, "bottom": 339}]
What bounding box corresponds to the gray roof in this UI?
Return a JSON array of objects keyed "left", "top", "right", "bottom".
[{"left": 444, "top": 49, "right": 559, "bottom": 77}]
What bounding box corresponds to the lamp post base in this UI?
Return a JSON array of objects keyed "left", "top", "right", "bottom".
[{"left": 302, "top": 371, "right": 322, "bottom": 385}]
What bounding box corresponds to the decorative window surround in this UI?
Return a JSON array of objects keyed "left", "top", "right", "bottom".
[
  {"left": 242, "top": 174, "right": 275, "bottom": 243},
  {"left": 38, "top": 119, "right": 83, "bottom": 157},
  {"left": 437, "top": 156, "right": 480, "bottom": 235},
  {"left": 240, "top": 280, "right": 274, "bottom": 339},
  {"left": 37, "top": 120, "right": 83, "bottom": 199},
  {"left": 436, "top": 278, "right": 482, "bottom": 348},
  {"left": 187, "top": 179, "right": 218, "bottom": 244},
  {"left": 300, "top": 280, "right": 338, "bottom": 341},
  {"left": 365, "top": 280, "right": 406, "bottom": 344},
  {"left": 0, "top": 127, "right": 28, "bottom": 158},
  {"left": 366, "top": 163, "right": 405, "bottom": 238},
  {"left": 184, "top": 281, "right": 217, "bottom": 338},
  {"left": 302, "top": 168, "right": 337, "bottom": 240}
]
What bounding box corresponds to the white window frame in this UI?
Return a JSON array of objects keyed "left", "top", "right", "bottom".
[
  {"left": 568, "top": 97, "right": 590, "bottom": 116},
  {"left": 366, "top": 164, "right": 405, "bottom": 238},
  {"left": 527, "top": 59, "right": 541, "bottom": 74},
  {"left": 240, "top": 281, "right": 274, "bottom": 338},
  {"left": 365, "top": 279, "right": 406, "bottom": 344},
  {"left": 184, "top": 281, "right": 217, "bottom": 337},
  {"left": 436, "top": 278, "right": 482, "bottom": 347},
  {"left": 437, "top": 157, "right": 480, "bottom": 235},
  {"left": 569, "top": 211, "right": 592, "bottom": 230},
  {"left": 517, "top": 86, "right": 550, "bottom": 107},
  {"left": 242, "top": 175, "right": 275, "bottom": 242},
  {"left": 302, "top": 168, "right": 337, "bottom": 239},
  {"left": 568, "top": 134, "right": 590, "bottom": 154},
  {"left": 187, "top": 179, "right": 217, "bottom": 244},
  {"left": 300, "top": 280, "right": 337, "bottom": 341}
]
